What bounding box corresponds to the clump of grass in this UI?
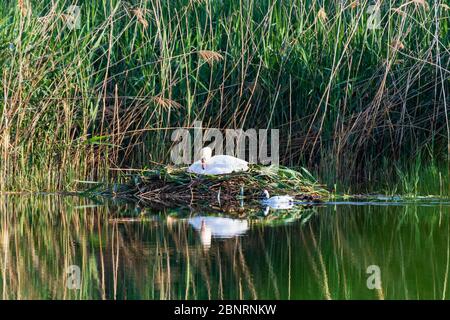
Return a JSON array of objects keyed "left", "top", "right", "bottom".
[{"left": 104, "top": 165, "right": 329, "bottom": 207}]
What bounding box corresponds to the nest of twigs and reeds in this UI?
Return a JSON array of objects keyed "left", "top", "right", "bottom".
[{"left": 104, "top": 165, "right": 329, "bottom": 208}]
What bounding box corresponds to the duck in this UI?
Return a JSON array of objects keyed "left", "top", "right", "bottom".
[
  {"left": 187, "top": 147, "right": 249, "bottom": 175},
  {"left": 261, "top": 190, "right": 294, "bottom": 215}
]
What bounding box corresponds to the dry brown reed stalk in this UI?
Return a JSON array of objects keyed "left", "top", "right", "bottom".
[
  {"left": 392, "top": 7, "right": 407, "bottom": 16},
  {"left": 152, "top": 95, "right": 182, "bottom": 109},
  {"left": 397, "top": 0, "right": 430, "bottom": 11},
  {"left": 36, "top": 3, "right": 57, "bottom": 27},
  {"left": 131, "top": 8, "right": 149, "bottom": 28},
  {"left": 317, "top": 8, "right": 328, "bottom": 23},
  {"left": 349, "top": 1, "right": 359, "bottom": 9},
  {"left": 198, "top": 50, "right": 224, "bottom": 66},
  {"left": 391, "top": 40, "right": 405, "bottom": 51},
  {"left": 17, "top": 0, "right": 29, "bottom": 17},
  {"left": 411, "top": 0, "right": 429, "bottom": 10}
]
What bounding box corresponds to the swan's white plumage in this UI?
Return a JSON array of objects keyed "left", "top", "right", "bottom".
[
  {"left": 188, "top": 216, "right": 249, "bottom": 238},
  {"left": 263, "top": 202, "right": 294, "bottom": 215},
  {"left": 261, "top": 190, "right": 294, "bottom": 215},
  {"left": 262, "top": 190, "right": 294, "bottom": 204},
  {"left": 263, "top": 195, "right": 295, "bottom": 204},
  {"left": 187, "top": 148, "right": 249, "bottom": 175}
]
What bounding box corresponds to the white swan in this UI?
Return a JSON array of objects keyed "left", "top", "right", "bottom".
[
  {"left": 262, "top": 190, "right": 294, "bottom": 204},
  {"left": 261, "top": 190, "right": 294, "bottom": 215},
  {"left": 187, "top": 147, "right": 249, "bottom": 175},
  {"left": 188, "top": 216, "right": 249, "bottom": 248}
]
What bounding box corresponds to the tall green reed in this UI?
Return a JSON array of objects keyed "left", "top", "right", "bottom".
[{"left": 0, "top": 0, "right": 448, "bottom": 192}]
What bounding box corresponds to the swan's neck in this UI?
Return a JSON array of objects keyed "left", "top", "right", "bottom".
[{"left": 200, "top": 148, "right": 212, "bottom": 162}]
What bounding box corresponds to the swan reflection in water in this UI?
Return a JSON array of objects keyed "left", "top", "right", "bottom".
[
  {"left": 263, "top": 202, "right": 294, "bottom": 216},
  {"left": 188, "top": 216, "right": 249, "bottom": 250},
  {"left": 261, "top": 189, "right": 295, "bottom": 215}
]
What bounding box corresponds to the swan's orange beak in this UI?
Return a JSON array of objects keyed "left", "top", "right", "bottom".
[{"left": 201, "top": 158, "right": 206, "bottom": 170}]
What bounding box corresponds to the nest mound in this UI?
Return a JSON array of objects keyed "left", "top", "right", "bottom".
[{"left": 108, "top": 165, "right": 329, "bottom": 207}]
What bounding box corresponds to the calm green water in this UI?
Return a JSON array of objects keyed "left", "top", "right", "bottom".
[{"left": 0, "top": 195, "right": 449, "bottom": 300}]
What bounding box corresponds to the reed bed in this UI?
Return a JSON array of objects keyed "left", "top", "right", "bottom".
[{"left": 0, "top": 0, "right": 448, "bottom": 193}]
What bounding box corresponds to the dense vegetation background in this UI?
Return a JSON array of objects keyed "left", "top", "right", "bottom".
[{"left": 0, "top": 0, "right": 448, "bottom": 193}]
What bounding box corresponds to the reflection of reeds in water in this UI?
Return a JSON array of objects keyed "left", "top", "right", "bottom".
[
  {"left": 1, "top": 195, "right": 449, "bottom": 299},
  {"left": 0, "top": 196, "right": 104, "bottom": 299},
  {"left": 156, "top": 220, "right": 259, "bottom": 300},
  {"left": 300, "top": 225, "right": 332, "bottom": 300},
  {"left": 0, "top": 196, "right": 78, "bottom": 298},
  {"left": 302, "top": 204, "right": 450, "bottom": 299},
  {"left": 0, "top": 195, "right": 265, "bottom": 299},
  {"left": 1, "top": 203, "right": 9, "bottom": 300}
]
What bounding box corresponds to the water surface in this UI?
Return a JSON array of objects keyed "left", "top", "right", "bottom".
[{"left": 1, "top": 195, "right": 449, "bottom": 300}]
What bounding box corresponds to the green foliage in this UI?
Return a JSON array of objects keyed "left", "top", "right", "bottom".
[{"left": 0, "top": 0, "right": 448, "bottom": 193}]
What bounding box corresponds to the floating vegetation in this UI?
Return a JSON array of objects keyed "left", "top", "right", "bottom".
[{"left": 100, "top": 165, "right": 329, "bottom": 210}]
